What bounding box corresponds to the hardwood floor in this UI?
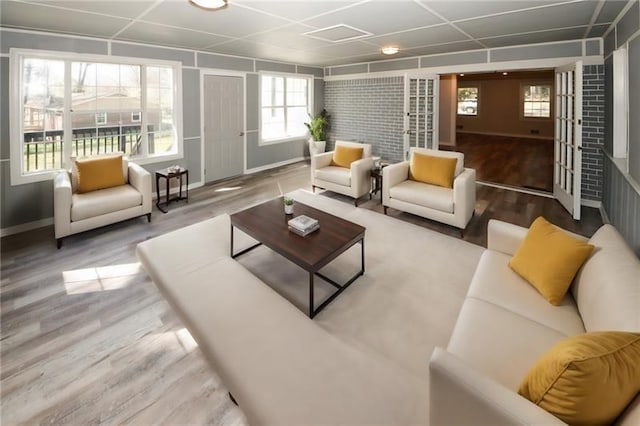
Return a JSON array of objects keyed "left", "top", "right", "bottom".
[
  {"left": 443, "top": 132, "right": 554, "bottom": 192},
  {"left": 0, "top": 161, "right": 602, "bottom": 424}
]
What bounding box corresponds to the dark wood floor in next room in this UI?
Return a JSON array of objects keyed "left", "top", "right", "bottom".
[{"left": 443, "top": 132, "right": 554, "bottom": 193}]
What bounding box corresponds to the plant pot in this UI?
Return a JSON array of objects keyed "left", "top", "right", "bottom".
[
  {"left": 308, "top": 140, "right": 326, "bottom": 156},
  {"left": 284, "top": 204, "right": 294, "bottom": 215}
]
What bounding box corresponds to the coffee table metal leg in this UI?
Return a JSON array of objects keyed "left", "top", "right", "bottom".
[{"left": 309, "top": 272, "right": 315, "bottom": 319}]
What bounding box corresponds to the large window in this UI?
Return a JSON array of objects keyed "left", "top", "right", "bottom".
[
  {"left": 260, "top": 73, "right": 311, "bottom": 143},
  {"left": 522, "top": 84, "right": 551, "bottom": 118},
  {"left": 11, "top": 50, "right": 182, "bottom": 184},
  {"left": 457, "top": 87, "right": 478, "bottom": 116}
]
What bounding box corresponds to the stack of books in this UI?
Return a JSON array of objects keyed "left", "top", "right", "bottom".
[{"left": 288, "top": 215, "right": 320, "bottom": 237}]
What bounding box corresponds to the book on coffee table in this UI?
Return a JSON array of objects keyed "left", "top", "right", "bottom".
[
  {"left": 288, "top": 215, "right": 319, "bottom": 233},
  {"left": 288, "top": 222, "right": 320, "bottom": 236}
]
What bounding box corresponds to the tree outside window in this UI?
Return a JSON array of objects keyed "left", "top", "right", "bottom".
[{"left": 457, "top": 87, "right": 478, "bottom": 116}]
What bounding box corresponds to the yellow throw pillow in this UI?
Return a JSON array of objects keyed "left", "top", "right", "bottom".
[
  {"left": 75, "top": 154, "right": 126, "bottom": 193},
  {"left": 508, "top": 216, "right": 594, "bottom": 305},
  {"left": 409, "top": 152, "right": 457, "bottom": 188},
  {"left": 518, "top": 331, "right": 640, "bottom": 425},
  {"left": 331, "top": 145, "right": 364, "bottom": 168}
]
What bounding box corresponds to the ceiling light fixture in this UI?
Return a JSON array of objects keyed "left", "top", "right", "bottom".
[
  {"left": 381, "top": 46, "right": 399, "bottom": 55},
  {"left": 459, "top": 73, "right": 465, "bottom": 76},
  {"left": 502, "top": 72, "right": 508, "bottom": 76},
  {"left": 190, "top": 0, "right": 228, "bottom": 10}
]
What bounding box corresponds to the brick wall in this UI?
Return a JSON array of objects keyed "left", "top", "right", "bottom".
[
  {"left": 324, "top": 76, "right": 405, "bottom": 162},
  {"left": 581, "top": 64, "right": 605, "bottom": 201}
]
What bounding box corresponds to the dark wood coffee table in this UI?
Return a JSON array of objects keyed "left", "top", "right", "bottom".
[{"left": 230, "top": 197, "right": 365, "bottom": 318}]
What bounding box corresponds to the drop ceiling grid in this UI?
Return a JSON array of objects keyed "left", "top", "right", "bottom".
[{"left": 0, "top": 0, "right": 629, "bottom": 66}]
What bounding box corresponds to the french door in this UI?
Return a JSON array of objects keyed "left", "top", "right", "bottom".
[
  {"left": 403, "top": 74, "right": 439, "bottom": 160},
  {"left": 554, "top": 62, "right": 583, "bottom": 220}
]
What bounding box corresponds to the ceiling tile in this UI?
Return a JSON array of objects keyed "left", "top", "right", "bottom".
[
  {"left": 455, "top": 2, "right": 598, "bottom": 39},
  {"left": 303, "top": 0, "right": 443, "bottom": 36},
  {"left": 234, "top": 1, "right": 359, "bottom": 21},
  {"left": 0, "top": 1, "right": 130, "bottom": 37},
  {"left": 141, "top": 1, "right": 290, "bottom": 38},
  {"left": 367, "top": 24, "right": 468, "bottom": 49},
  {"left": 587, "top": 24, "right": 610, "bottom": 38},
  {"left": 246, "top": 24, "right": 331, "bottom": 49},
  {"left": 596, "top": 0, "right": 628, "bottom": 24},
  {"left": 204, "top": 39, "right": 309, "bottom": 63},
  {"left": 423, "top": 1, "right": 567, "bottom": 22},
  {"left": 115, "top": 22, "right": 232, "bottom": 50},
  {"left": 311, "top": 40, "right": 381, "bottom": 58},
  {"left": 480, "top": 27, "right": 588, "bottom": 48},
  {"left": 402, "top": 40, "right": 485, "bottom": 57},
  {"left": 26, "top": 0, "right": 156, "bottom": 19}
]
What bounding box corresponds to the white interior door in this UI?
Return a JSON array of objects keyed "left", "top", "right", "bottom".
[
  {"left": 554, "top": 61, "right": 583, "bottom": 220},
  {"left": 403, "top": 74, "right": 439, "bottom": 160},
  {"left": 203, "top": 75, "right": 244, "bottom": 183}
]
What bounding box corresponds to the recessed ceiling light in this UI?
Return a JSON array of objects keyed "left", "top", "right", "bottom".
[
  {"left": 190, "top": 0, "right": 228, "bottom": 10},
  {"left": 381, "top": 46, "right": 399, "bottom": 55}
]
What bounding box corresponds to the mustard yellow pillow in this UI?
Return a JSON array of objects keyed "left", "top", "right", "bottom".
[
  {"left": 518, "top": 331, "right": 640, "bottom": 425},
  {"left": 331, "top": 145, "right": 364, "bottom": 168},
  {"left": 409, "top": 152, "right": 457, "bottom": 188},
  {"left": 75, "top": 154, "right": 126, "bottom": 193},
  {"left": 509, "top": 217, "right": 594, "bottom": 305}
]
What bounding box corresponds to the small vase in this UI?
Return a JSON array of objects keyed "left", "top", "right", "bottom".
[{"left": 284, "top": 204, "right": 294, "bottom": 214}]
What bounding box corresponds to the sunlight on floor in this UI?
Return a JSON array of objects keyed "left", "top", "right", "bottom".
[
  {"left": 215, "top": 186, "right": 242, "bottom": 192},
  {"left": 175, "top": 327, "right": 198, "bottom": 353},
  {"left": 63, "top": 262, "right": 142, "bottom": 294}
]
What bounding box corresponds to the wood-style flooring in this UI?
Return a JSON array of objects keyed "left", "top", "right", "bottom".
[
  {"left": 0, "top": 161, "right": 602, "bottom": 424},
  {"left": 444, "top": 132, "right": 554, "bottom": 192}
]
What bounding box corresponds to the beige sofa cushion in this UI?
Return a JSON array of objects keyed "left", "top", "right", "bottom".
[
  {"left": 389, "top": 179, "right": 454, "bottom": 213},
  {"left": 468, "top": 250, "right": 586, "bottom": 337},
  {"left": 71, "top": 184, "right": 142, "bottom": 221},
  {"left": 571, "top": 224, "right": 640, "bottom": 332},
  {"left": 314, "top": 166, "right": 351, "bottom": 187},
  {"left": 447, "top": 297, "right": 568, "bottom": 389}
]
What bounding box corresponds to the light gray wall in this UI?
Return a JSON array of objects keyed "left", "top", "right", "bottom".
[
  {"left": 0, "top": 28, "right": 322, "bottom": 230},
  {"left": 602, "top": 0, "right": 640, "bottom": 254}
]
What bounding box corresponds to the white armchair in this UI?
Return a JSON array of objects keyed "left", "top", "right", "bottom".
[
  {"left": 54, "top": 157, "right": 152, "bottom": 248},
  {"left": 382, "top": 148, "right": 476, "bottom": 230},
  {"left": 310, "top": 140, "right": 374, "bottom": 206}
]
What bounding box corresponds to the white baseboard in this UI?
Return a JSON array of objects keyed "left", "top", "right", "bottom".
[
  {"left": 581, "top": 199, "right": 602, "bottom": 209},
  {"left": 1, "top": 217, "right": 53, "bottom": 237},
  {"left": 245, "top": 157, "right": 306, "bottom": 174},
  {"left": 457, "top": 130, "right": 553, "bottom": 141}
]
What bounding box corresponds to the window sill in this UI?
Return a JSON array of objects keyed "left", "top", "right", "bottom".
[{"left": 259, "top": 135, "right": 306, "bottom": 146}]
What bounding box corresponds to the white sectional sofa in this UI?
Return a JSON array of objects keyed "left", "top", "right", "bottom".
[
  {"left": 137, "top": 206, "right": 639, "bottom": 425},
  {"left": 429, "top": 219, "right": 640, "bottom": 425}
]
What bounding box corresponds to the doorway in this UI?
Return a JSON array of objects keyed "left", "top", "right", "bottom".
[
  {"left": 440, "top": 70, "right": 555, "bottom": 193},
  {"left": 202, "top": 74, "right": 244, "bottom": 184}
]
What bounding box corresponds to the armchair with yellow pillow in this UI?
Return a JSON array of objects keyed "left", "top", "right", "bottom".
[
  {"left": 382, "top": 147, "right": 476, "bottom": 230},
  {"left": 53, "top": 154, "right": 152, "bottom": 248},
  {"left": 429, "top": 217, "right": 640, "bottom": 425},
  {"left": 310, "top": 140, "right": 374, "bottom": 206}
]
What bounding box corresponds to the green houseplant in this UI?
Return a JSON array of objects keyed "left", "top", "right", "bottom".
[{"left": 304, "top": 109, "right": 330, "bottom": 155}]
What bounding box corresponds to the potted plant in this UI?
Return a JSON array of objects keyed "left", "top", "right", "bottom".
[
  {"left": 304, "top": 109, "right": 330, "bottom": 156},
  {"left": 283, "top": 196, "right": 295, "bottom": 214}
]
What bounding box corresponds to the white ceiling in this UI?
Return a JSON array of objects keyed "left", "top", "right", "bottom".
[{"left": 0, "top": 0, "right": 629, "bottom": 66}]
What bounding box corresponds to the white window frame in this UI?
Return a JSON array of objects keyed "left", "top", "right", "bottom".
[
  {"left": 613, "top": 47, "right": 629, "bottom": 168},
  {"left": 259, "top": 72, "right": 313, "bottom": 145},
  {"left": 456, "top": 86, "right": 479, "bottom": 116},
  {"left": 95, "top": 112, "right": 107, "bottom": 125},
  {"left": 9, "top": 48, "right": 183, "bottom": 185},
  {"left": 521, "top": 83, "right": 552, "bottom": 119}
]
